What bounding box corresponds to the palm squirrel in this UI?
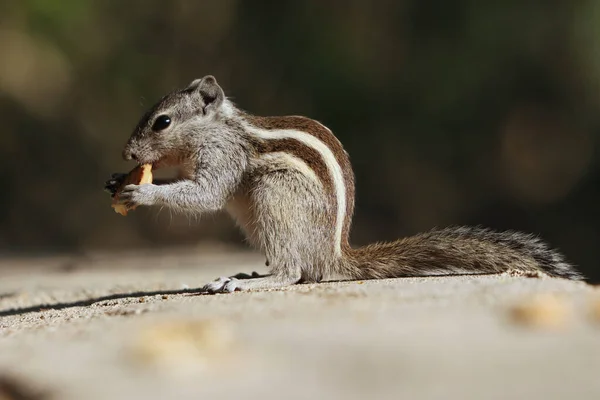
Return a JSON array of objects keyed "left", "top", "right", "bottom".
[{"left": 104, "top": 75, "right": 584, "bottom": 292}]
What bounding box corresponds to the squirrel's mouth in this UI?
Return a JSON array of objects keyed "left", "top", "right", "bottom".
[
  {"left": 147, "top": 156, "right": 178, "bottom": 170},
  {"left": 132, "top": 159, "right": 163, "bottom": 171}
]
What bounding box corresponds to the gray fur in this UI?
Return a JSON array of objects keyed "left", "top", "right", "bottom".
[{"left": 109, "top": 76, "right": 584, "bottom": 293}]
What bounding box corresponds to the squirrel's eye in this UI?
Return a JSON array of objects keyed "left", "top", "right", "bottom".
[{"left": 152, "top": 115, "right": 171, "bottom": 131}]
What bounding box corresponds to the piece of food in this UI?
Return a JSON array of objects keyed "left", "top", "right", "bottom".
[
  {"left": 508, "top": 294, "right": 569, "bottom": 329},
  {"left": 111, "top": 164, "right": 153, "bottom": 216}
]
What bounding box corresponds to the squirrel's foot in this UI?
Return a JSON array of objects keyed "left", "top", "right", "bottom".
[
  {"left": 202, "top": 273, "right": 300, "bottom": 294},
  {"left": 202, "top": 277, "right": 239, "bottom": 293},
  {"left": 202, "top": 272, "right": 268, "bottom": 293}
]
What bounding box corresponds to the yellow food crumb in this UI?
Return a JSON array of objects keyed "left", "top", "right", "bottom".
[{"left": 508, "top": 294, "right": 569, "bottom": 329}]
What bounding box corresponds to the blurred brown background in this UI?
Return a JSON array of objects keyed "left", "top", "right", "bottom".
[{"left": 1, "top": 0, "right": 598, "bottom": 280}]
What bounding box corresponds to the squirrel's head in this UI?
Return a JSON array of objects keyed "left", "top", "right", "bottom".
[{"left": 122, "top": 75, "right": 228, "bottom": 167}]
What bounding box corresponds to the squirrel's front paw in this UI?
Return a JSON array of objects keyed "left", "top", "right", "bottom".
[
  {"left": 116, "top": 184, "right": 158, "bottom": 208},
  {"left": 104, "top": 173, "right": 128, "bottom": 198}
]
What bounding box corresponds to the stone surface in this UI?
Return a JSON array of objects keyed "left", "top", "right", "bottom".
[{"left": 0, "top": 250, "right": 598, "bottom": 400}]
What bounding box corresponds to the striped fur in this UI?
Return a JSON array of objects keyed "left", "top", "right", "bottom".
[
  {"left": 116, "top": 76, "right": 584, "bottom": 293},
  {"left": 241, "top": 119, "right": 347, "bottom": 257}
]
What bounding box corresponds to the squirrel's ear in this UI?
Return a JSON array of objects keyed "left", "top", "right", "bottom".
[{"left": 187, "top": 75, "right": 224, "bottom": 114}]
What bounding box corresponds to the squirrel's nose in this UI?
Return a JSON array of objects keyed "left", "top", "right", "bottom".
[{"left": 122, "top": 148, "right": 137, "bottom": 161}]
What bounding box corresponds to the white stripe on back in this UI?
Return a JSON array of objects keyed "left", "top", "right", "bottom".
[
  {"left": 243, "top": 122, "right": 346, "bottom": 257},
  {"left": 257, "top": 152, "right": 322, "bottom": 187}
]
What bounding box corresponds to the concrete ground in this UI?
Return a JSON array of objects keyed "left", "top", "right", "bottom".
[{"left": 0, "top": 248, "right": 599, "bottom": 400}]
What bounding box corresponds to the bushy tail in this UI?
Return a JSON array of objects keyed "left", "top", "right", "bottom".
[{"left": 341, "top": 226, "right": 584, "bottom": 281}]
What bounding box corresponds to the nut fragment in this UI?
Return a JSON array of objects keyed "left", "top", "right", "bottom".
[
  {"left": 111, "top": 164, "right": 153, "bottom": 216},
  {"left": 508, "top": 294, "right": 569, "bottom": 329}
]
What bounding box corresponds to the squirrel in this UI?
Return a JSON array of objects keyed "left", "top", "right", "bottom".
[{"left": 104, "top": 75, "right": 584, "bottom": 293}]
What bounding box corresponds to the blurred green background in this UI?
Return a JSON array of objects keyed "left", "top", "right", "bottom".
[{"left": 1, "top": 0, "right": 598, "bottom": 280}]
